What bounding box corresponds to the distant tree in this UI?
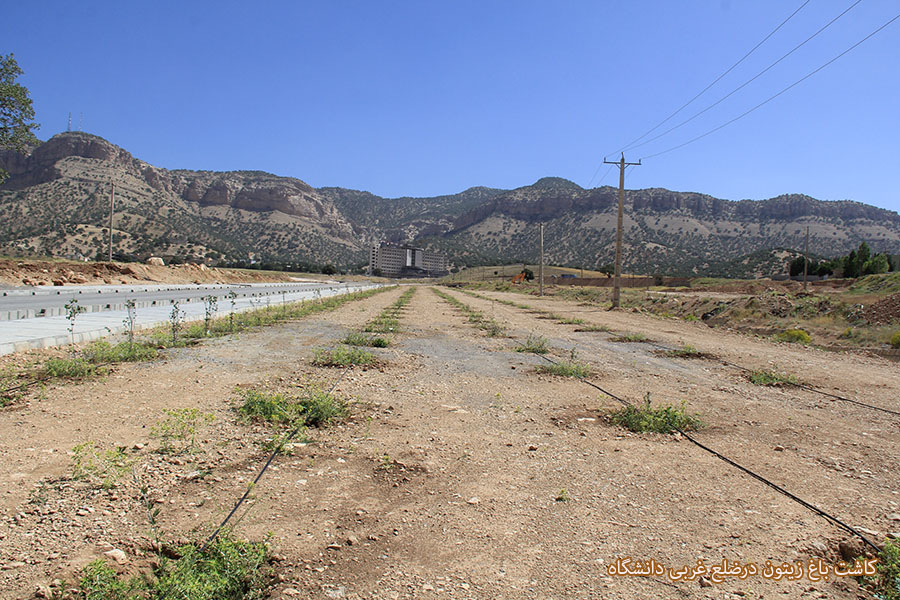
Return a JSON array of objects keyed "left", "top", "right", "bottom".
[
  {"left": 522, "top": 268, "right": 534, "bottom": 281},
  {"left": 788, "top": 256, "right": 807, "bottom": 277},
  {"left": 843, "top": 249, "right": 858, "bottom": 278},
  {"left": 0, "top": 53, "right": 40, "bottom": 183},
  {"left": 862, "top": 253, "right": 890, "bottom": 276},
  {"left": 598, "top": 264, "right": 614, "bottom": 277},
  {"left": 321, "top": 264, "right": 337, "bottom": 275},
  {"left": 372, "top": 268, "right": 383, "bottom": 277}
]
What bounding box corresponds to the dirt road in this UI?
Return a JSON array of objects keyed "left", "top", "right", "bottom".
[{"left": 1, "top": 285, "right": 897, "bottom": 599}]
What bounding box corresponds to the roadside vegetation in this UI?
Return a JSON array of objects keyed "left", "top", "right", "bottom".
[{"left": 0, "top": 286, "right": 393, "bottom": 407}]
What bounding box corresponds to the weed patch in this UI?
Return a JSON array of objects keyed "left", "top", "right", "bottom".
[
  {"left": 663, "top": 345, "right": 709, "bottom": 358},
  {"left": 238, "top": 387, "right": 347, "bottom": 428},
  {"left": 774, "top": 328, "right": 811, "bottom": 344},
  {"left": 151, "top": 408, "right": 216, "bottom": 454},
  {"left": 70, "top": 441, "right": 134, "bottom": 489},
  {"left": 864, "top": 538, "right": 900, "bottom": 600},
  {"left": 574, "top": 324, "right": 611, "bottom": 332},
  {"left": 748, "top": 369, "right": 799, "bottom": 386},
  {"left": 611, "top": 332, "right": 648, "bottom": 343},
  {"left": 433, "top": 288, "right": 506, "bottom": 336},
  {"left": 610, "top": 395, "right": 703, "bottom": 434},
  {"left": 312, "top": 346, "right": 375, "bottom": 367},
  {"left": 342, "top": 332, "right": 389, "bottom": 347},
  {"left": 72, "top": 534, "right": 272, "bottom": 600},
  {"left": 536, "top": 361, "right": 591, "bottom": 378},
  {"left": 891, "top": 330, "right": 900, "bottom": 349},
  {"left": 515, "top": 334, "right": 549, "bottom": 354}
]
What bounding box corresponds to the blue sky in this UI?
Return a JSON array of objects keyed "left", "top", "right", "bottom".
[{"left": 3, "top": 1, "right": 899, "bottom": 211}]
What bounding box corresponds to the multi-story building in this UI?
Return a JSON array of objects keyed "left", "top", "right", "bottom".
[{"left": 368, "top": 243, "right": 448, "bottom": 278}]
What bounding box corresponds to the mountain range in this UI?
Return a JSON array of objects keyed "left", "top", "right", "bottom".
[{"left": 1, "top": 132, "right": 899, "bottom": 277}]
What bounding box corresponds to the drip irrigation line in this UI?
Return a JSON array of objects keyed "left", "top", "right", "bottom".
[
  {"left": 202, "top": 365, "right": 353, "bottom": 551},
  {"left": 534, "top": 352, "right": 881, "bottom": 554}
]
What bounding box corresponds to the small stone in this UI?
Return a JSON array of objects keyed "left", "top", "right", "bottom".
[
  {"left": 2, "top": 561, "right": 25, "bottom": 570},
  {"left": 887, "top": 513, "right": 900, "bottom": 522},
  {"left": 282, "top": 588, "right": 301, "bottom": 597},
  {"left": 422, "top": 584, "right": 435, "bottom": 592},
  {"left": 326, "top": 543, "right": 342, "bottom": 550},
  {"left": 104, "top": 549, "right": 128, "bottom": 564},
  {"left": 466, "top": 497, "right": 480, "bottom": 505},
  {"left": 132, "top": 443, "right": 145, "bottom": 450},
  {"left": 774, "top": 445, "right": 785, "bottom": 452},
  {"left": 34, "top": 584, "right": 52, "bottom": 598},
  {"left": 527, "top": 445, "right": 538, "bottom": 451},
  {"left": 346, "top": 535, "right": 359, "bottom": 546},
  {"left": 810, "top": 540, "right": 828, "bottom": 553},
  {"left": 698, "top": 576, "right": 713, "bottom": 588}
]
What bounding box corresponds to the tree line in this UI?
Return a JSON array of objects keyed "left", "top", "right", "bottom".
[{"left": 789, "top": 242, "right": 896, "bottom": 278}]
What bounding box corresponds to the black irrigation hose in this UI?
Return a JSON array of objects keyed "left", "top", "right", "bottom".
[
  {"left": 202, "top": 365, "right": 353, "bottom": 551},
  {"left": 535, "top": 352, "right": 882, "bottom": 554}
]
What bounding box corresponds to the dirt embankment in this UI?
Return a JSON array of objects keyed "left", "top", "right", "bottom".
[{"left": 0, "top": 259, "right": 300, "bottom": 288}]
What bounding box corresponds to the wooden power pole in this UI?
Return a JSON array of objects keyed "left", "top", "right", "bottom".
[
  {"left": 539, "top": 223, "right": 544, "bottom": 297},
  {"left": 603, "top": 154, "right": 641, "bottom": 308},
  {"left": 108, "top": 183, "right": 116, "bottom": 262},
  {"left": 803, "top": 226, "right": 809, "bottom": 291}
]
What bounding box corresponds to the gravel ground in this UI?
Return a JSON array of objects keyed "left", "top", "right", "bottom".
[{"left": 0, "top": 284, "right": 897, "bottom": 599}]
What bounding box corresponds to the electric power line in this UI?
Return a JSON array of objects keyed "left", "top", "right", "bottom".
[
  {"left": 624, "top": 0, "right": 863, "bottom": 154},
  {"left": 640, "top": 11, "right": 900, "bottom": 161},
  {"left": 618, "top": 0, "right": 811, "bottom": 154}
]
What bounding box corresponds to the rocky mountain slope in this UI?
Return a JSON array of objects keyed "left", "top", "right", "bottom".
[{"left": 2, "top": 132, "right": 899, "bottom": 276}]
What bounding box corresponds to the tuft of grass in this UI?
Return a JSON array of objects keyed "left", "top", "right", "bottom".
[
  {"left": 342, "top": 332, "right": 389, "bottom": 347},
  {"left": 311, "top": 346, "right": 375, "bottom": 367},
  {"left": 515, "top": 334, "right": 549, "bottom": 354},
  {"left": 536, "top": 361, "right": 591, "bottom": 378},
  {"left": 611, "top": 332, "right": 648, "bottom": 343},
  {"left": 748, "top": 369, "right": 799, "bottom": 386},
  {"left": 610, "top": 395, "right": 703, "bottom": 434},
  {"left": 683, "top": 314, "right": 699, "bottom": 322},
  {"left": 151, "top": 408, "right": 216, "bottom": 454},
  {"left": 73, "top": 534, "right": 272, "bottom": 600},
  {"left": 555, "top": 489, "right": 570, "bottom": 502},
  {"left": 891, "top": 330, "right": 900, "bottom": 349},
  {"left": 557, "top": 317, "right": 586, "bottom": 325},
  {"left": 575, "top": 324, "right": 610, "bottom": 332},
  {"left": 39, "top": 357, "right": 102, "bottom": 379},
  {"left": 773, "top": 328, "right": 811, "bottom": 344},
  {"left": 664, "top": 345, "right": 703, "bottom": 358},
  {"left": 82, "top": 340, "right": 158, "bottom": 363}
]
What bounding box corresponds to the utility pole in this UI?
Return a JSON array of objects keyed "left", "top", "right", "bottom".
[
  {"left": 539, "top": 223, "right": 544, "bottom": 297},
  {"left": 803, "top": 226, "right": 809, "bottom": 291},
  {"left": 603, "top": 154, "right": 641, "bottom": 308},
  {"left": 108, "top": 183, "right": 115, "bottom": 262}
]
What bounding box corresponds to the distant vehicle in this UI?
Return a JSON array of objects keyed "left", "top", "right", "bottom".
[{"left": 560, "top": 273, "right": 578, "bottom": 279}]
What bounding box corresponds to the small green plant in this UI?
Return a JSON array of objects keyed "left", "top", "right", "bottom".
[
  {"left": 536, "top": 361, "right": 591, "bottom": 378},
  {"left": 891, "top": 330, "right": 900, "bottom": 349},
  {"left": 378, "top": 454, "right": 395, "bottom": 471},
  {"left": 342, "top": 332, "right": 389, "bottom": 347},
  {"left": 774, "top": 328, "right": 811, "bottom": 344},
  {"left": 610, "top": 394, "right": 703, "bottom": 434},
  {"left": 839, "top": 327, "right": 854, "bottom": 339},
  {"left": 65, "top": 298, "right": 85, "bottom": 352},
  {"left": 71, "top": 441, "right": 134, "bottom": 489},
  {"left": 665, "top": 345, "right": 702, "bottom": 358},
  {"left": 151, "top": 408, "right": 216, "bottom": 454},
  {"left": 558, "top": 317, "right": 585, "bottom": 325},
  {"left": 311, "top": 346, "right": 375, "bottom": 367},
  {"left": 864, "top": 537, "right": 900, "bottom": 600},
  {"left": 575, "top": 324, "right": 611, "bottom": 332},
  {"left": 82, "top": 340, "right": 157, "bottom": 363},
  {"left": 612, "top": 332, "right": 648, "bottom": 343},
  {"left": 73, "top": 534, "right": 272, "bottom": 600},
  {"left": 238, "top": 386, "right": 347, "bottom": 428},
  {"left": 228, "top": 290, "right": 238, "bottom": 332},
  {"left": 555, "top": 489, "right": 570, "bottom": 502},
  {"left": 515, "top": 334, "right": 549, "bottom": 354},
  {"left": 123, "top": 299, "right": 136, "bottom": 344},
  {"left": 169, "top": 301, "right": 184, "bottom": 345},
  {"left": 203, "top": 295, "right": 218, "bottom": 336},
  {"left": 748, "top": 369, "right": 799, "bottom": 386},
  {"left": 683, "top": 314, "right": 699, "bottom": 322}
]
